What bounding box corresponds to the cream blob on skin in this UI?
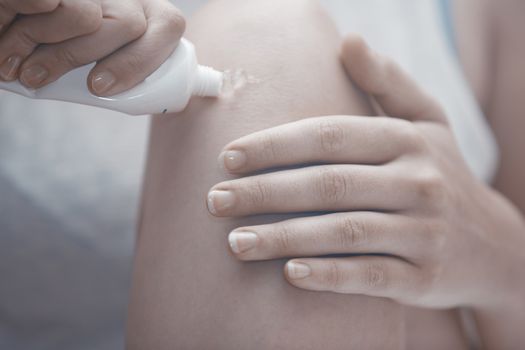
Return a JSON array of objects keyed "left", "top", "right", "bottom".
[
  {"left": 0, "top": 39, "right": 224, "bottom": 116},
  {"left": 219, "top": 69, "right": 261, "bottom": 98}
]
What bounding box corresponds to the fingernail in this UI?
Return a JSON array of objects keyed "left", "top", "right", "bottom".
[
  {"left": 228, "top": 231, "right": 258, "bottom": 254},
  {"left": 287, "top": 261, "right": 311, "bottom": 279},
  {"left": 207, "top": 190, "right": 235, "bottom": 215},
  {"left": 219, "top": 150, "right": 247, "bottom": 171},
  {"left": 0, "top": 55, "right": 22, "bottom": 81},
  {"left": 91, "top": 71, "right": 116, "bottom": 95},
  {"left": 20, "top": 65, "right": 49, "bottom": 87}
]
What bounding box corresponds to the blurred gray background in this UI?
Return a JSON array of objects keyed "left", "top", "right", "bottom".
[{"left": 0, "top": 1, "right": 205, "bottom": 349}]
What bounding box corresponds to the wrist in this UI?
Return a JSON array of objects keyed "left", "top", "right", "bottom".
[
  {"left": 469, "top": 187, "right": 525, "bottom": 310},
  {"left": 470, "top": 218, "right": 525, "bottom": 349},
  {"left": 472, "top": 286, "right": 525, "bottom": 349}
]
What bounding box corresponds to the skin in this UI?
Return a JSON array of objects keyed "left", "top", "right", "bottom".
[
  {"left": 126, "top": 0, "right": 403, "bottom": 349},
  {"left": 0, "top": 0, "right": 185, "bottom": 95},
  {"left": 455, "top": 0, "right": 525, "bottom": 348}
]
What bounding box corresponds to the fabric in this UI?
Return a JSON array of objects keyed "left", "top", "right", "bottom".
[
  {"left": 0, "top": 0, "right": 497, "bottom": 349},
  {"left": 438, "top": 0, "right": 458, "bottom": 53},
  {"left": 321, "top": 0, "right": 498, "bottom": 182}
]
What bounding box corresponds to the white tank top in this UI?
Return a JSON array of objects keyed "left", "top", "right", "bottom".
[{"left": 320, "top": 0, "right": 499, "bottom": 182}]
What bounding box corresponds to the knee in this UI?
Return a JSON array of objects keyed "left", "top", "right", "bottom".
[
  {"left": 186, "top": 0, "right": 341, "bottom": 92},
  {"left": 195, "top": 0, "right": 330, "bottom": 27},
  {"left": 176, "top": 0, "right": 368, "bottom": 125},
  {"left": 187, "top": 0, "right": 339, "bottom": 60},
  {"left": 221, "top": 0, "right": 333, "bottom": 33}
]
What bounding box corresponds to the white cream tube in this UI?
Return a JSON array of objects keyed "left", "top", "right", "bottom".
[{"left": 0, "top": 39, "right": 223, "bottom": 116}]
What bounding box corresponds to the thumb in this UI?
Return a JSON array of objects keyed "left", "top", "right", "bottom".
[
  {"left": 87, "top": 1, "right": 185, "bottom": 96},
  {"left": 341, "top": 34, "right": 447, "bottom": 124}
]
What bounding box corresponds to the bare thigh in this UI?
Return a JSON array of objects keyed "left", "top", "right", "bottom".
[{"left": 126, "top": 1, "right": 403, "bottom": 349}]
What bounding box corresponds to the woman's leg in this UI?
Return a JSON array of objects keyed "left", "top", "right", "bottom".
[{"left": 126, "top": 0, "right": 403, "bottom": 349}]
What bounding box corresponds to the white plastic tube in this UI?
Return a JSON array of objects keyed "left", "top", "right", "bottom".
[{"left": 0, "top": 38, "right": 223, "bottom": 115}]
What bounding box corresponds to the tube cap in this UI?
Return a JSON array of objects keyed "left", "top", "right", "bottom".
[{"left": 193, "top": 65, "right": 223, "bottom": 97}]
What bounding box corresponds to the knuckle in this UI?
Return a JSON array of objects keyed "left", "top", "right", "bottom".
[
  {"left": 413, "top": 168, "right": 447, "bottom": 206},
  {"left": 363, "top": 263, "right": 388, "bottom": 291},
  {"left": 11, "top": 24, "right": 36, "bottom": 50},
  {"left": 120, "top": 51, "right": 147, "bottom": 75},
  {"left": 273, "top": 225, "right": 294, "bottom": 253},
  {"left": 70, "top": 1, "right": 103, "bottom": 32},
  {"left": 315, "top": 167, "right": 350, "bottom": 204},
  {"left": 317, "top": 119, "right": 346, "bottom": 154},
  {"left": 259, "top": 134, "right": 282, "bottom": 163},
  {"left": 336, "top": 216, "right": 368, "bottom": 249},
  {"left": 413, "top": 266, "right": 440, "bottom": 303},
  {"left": 244, "top": 180, "right": 272, "bottom": 207},
  {"left": 55, "top": 46, "right": 82, "bottom": 68},
  {"left": 421, "top": 220, "right": 446, "bottom": 254},
  {"left": 157, "top": 6, "right": 186, "bottom": 36},
  {"left": 325, "top": 261, "right": 345, "bottom": 291},
  {"left": 395, "top": 120, "right": 427, "bottom": 152},
  {"left": 120, "top": 11, "right": 148, "bottom": 39}
]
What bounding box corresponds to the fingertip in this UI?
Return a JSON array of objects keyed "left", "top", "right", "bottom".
[
  {"left": 285, "top": 260, "right": 312, "bottom": 281},
  {"left": 218, "top": 149, "right": 248, "bottom": 174},
  {"left": 341, "top": 34, "right": 370, "bottom": 65},
  {"left": 19, "top": 64, "right": 50, "bottom": 88},
  {"left": 0, "top": 55, "right": 23, "bottom": 81},
  {"left": 341, "top": 35, "right": 386, "bottom": 95},
  {"left": 88, "top": 69, "right": 117, "bottom": 96},
  {"left": 342, "top": 33, "right": 367, "bottom": 51}
]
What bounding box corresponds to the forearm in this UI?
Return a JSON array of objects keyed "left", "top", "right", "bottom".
[
  {"left": 472, "top": 190, "right": 525, "bottom": 349},
  {"left": 454, "top": 1, "right": 525, "bottom": 347},
  {"left": 475, "top": 302, "right": 525, "bottom": 350},
  {"left": 474, "top": 1, "right": 525, "bottom": 346}
]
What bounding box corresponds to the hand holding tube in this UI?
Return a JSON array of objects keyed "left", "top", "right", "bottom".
[{"left": 0, "top": 0, "right": 186, "bottom": 96}]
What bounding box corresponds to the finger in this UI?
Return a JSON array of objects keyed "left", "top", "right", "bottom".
[
  {"left": 0, "top": 0, "right": 102, "bottom": 81},
  {"left": 341, "top": 34, "right": 447, "bottom": 124},
  {"left": 219, "top": 115, "right": 425, "bottom": 174},
  {"left": 19, "top": 0, "right": 147, "bottom": 88},
  {"left": 0, "top": 0, "right": 60, "bottom": 29},
  {"left": 207, "top": 165, "right": 415, "bottom": 217},
  {"left": 228, "top": 212, "right": 429, "bottom": 262},
  {"left": 284, "top": 256, "right": 423, "bottom": 301},
  {"left": 2, "top": 0, "right": 60, "bottom": 14},
  {"left": 88, "top": 0, "right": 186, "bottom": 96},
  {"left": 0, "top": 3, "right": 16, "bottom": 32}
]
